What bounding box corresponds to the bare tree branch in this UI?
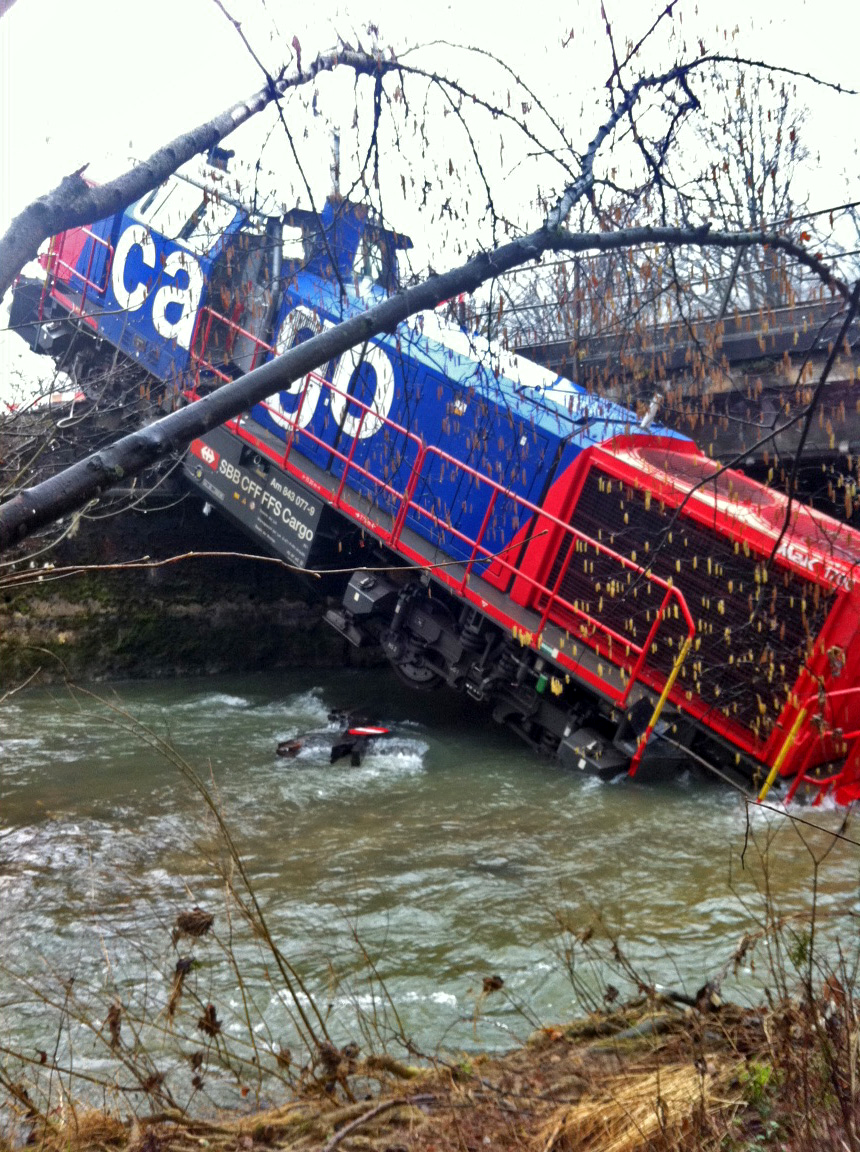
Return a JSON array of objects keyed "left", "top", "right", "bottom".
[
  {"left": 0, "top": 48, "right": 389, "bottom": 300},
  {"left": 0, "top": 218, "right": 848, "bottom": 548}
]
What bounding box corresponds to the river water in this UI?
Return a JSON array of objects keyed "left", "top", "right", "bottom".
[{"left": 2, "top": 668, "right": 858, "bottom": 1102}]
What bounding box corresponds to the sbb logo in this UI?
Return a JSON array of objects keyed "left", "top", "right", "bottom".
[{"left": 191, "top": 439, "right": 220, "bottom": 470}]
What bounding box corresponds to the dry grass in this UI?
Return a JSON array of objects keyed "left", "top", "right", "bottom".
[
  {"left": 536, "top": 1062, "right": 738, "bottom": 1152},
  {"left": 12, "top": 986, "right": 860, "bottom": 1152},
  {"left": 8, "top": 1002, "right": 747, "bottom": 1152}
]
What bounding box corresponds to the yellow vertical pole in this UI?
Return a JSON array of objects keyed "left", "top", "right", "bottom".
[
  {"left": 628, "top": 634, "right": 693, "bottom": 776},
  {"left": 757, "top": 708, "right": 808, "bottom": 803}
]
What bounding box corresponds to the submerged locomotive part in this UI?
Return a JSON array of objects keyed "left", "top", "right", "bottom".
[
  {"left": 274, "top": 720, "right": 393, "bottom": 767},
  {"left": 330, "top": 725, "right": 392, "bottom": 766},
  {"left": 11, "top": 160, "right": 860, "bottom": 804}
]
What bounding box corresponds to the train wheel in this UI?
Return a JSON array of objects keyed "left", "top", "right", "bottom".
[{"left": 389, "top": 651, "right": 445, "bottom": 689}]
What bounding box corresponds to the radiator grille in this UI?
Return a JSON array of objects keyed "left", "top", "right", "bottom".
[{"left": 544, "top": 466, "right": 832, "bottom": 738}]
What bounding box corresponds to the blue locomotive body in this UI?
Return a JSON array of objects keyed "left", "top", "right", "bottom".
[{"left": 250, "top": 277, "right": 675, "bottom": 568}]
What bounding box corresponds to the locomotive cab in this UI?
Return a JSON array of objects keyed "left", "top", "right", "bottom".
[
  {"left": 12, "top": 170, "right": 246, "bottom": 391},
  {"left": 281, "top": 198, "right": 413, "bottom": 294},
  {"left": 191, "top": 195, "right": 413, "bottom": 385},
  {"left": 15, "top": 169, "right": 413, "bottom": 398}
]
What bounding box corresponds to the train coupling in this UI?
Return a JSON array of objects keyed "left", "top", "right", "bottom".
[
  {"left": 324, "top": 571, "right": 399, "bottom": 647},
  {"left": 558, "top": 727, "right": 629, "bottom": 779}
]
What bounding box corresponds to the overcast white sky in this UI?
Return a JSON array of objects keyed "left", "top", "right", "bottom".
[
  {"left": 1, "top": 0, "right": 858, "bottom": 397},
  {"left": 2, "top": 0, "right": 858, "bottom": 233}
]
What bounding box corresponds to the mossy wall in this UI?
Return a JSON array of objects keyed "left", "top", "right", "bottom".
[{"left": 1, "top": 480, "right": 368, "bottom": 687}]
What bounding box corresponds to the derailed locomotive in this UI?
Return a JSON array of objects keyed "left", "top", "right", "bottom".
[{"left": 11, "top": 162, "right": 860, "bottom": 804}]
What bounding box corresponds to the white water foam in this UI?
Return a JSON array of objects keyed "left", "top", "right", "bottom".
[{"left": 170, "top": 692, "right": 251, "bottom": 711}]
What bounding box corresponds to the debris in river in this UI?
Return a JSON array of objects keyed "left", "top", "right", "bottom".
[
  {"left": 172, "top": 907, "right": 214, "bottom": 945},
  {"left": 197, "top": 1002, "right": 221, "bottom": 1037},
  {"left": 330, "top": 724, "right": 392, "bottom": 766},
  {"left": 276, "top": 709, "right": 395, "bottom": 766}
]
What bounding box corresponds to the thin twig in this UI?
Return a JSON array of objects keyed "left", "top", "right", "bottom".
[{"left": 321, "top": 1094, "right": 435, "bottom": 1152}]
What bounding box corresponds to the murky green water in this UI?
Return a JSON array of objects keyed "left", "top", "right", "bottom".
[{"left": 2, "top": 668, "right": 858, "bottom": 1091}]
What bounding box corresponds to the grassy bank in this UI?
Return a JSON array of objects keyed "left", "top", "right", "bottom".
[{"left": 4, "top": 980, "right": 857, "bottom": 1152}]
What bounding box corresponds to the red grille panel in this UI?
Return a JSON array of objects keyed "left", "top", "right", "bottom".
[{"left": 546, "top": 465, "right": 832, "bottom": 738}]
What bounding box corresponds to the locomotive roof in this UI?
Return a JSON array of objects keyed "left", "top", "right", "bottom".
[
  {"left": 611, "top": 439, "right": 860, "bottom": 589},
  {"left": 298, "top": 271, "right": 689, "bottom": 452},
  {"left": 284, "top": 198, "right": 413, "bottom": 249},
  {"left": 136, "top": 174, "right": 677, "bottom": 449}
]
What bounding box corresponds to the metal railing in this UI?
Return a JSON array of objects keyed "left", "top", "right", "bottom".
[
  {"left": 760, "top": 684, "right": 860, "bottom": 803},
  {"left": 190, "top": 305, "right": 277, "bottom": 385},
  {"left": 40, "top": 227, "right": 113, "bottom": 326},
  {"left": 232, "top": 369, "right": 696, "bottom": 717}
]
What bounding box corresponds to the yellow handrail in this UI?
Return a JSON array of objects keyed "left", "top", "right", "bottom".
[{"left": 628, "top": 633, "right": 694, "bottom": 776}]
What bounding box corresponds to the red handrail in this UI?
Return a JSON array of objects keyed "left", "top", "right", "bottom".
[
  {"left": 777, "top": 684, "right": 860, "bottom": 802},
  {"left": 190, "top": 305, "right": 278, "bottom": 386},
  {"left": 236, "top": 371, "right": 696, "bottom": 714},
  {"left": 41, "top": 227, "right": 113, "bottom": 323}
]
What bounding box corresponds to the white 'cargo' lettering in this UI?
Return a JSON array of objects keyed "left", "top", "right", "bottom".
[
  {"left": 111, "top": 225, "right": 155, "bottom": 312},
  {"left": 330, "top": 342, "right": 395, "bottom": 440},
  {"left": 111, "top": 223, "right": 204, "bottom": 350},
  {"left": 267, "top": 304, "right": 396, "bottom": 440},
  {"left": 151, "top": 250, "right": 205, "bottom": 350}
]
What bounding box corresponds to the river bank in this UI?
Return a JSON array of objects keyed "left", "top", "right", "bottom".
[
  {"left": 9, "top": 985, "right": 854, "bottom": 1152},
  {"left": 4, "top": 668, "right": 858, "bottom": 1152}
]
